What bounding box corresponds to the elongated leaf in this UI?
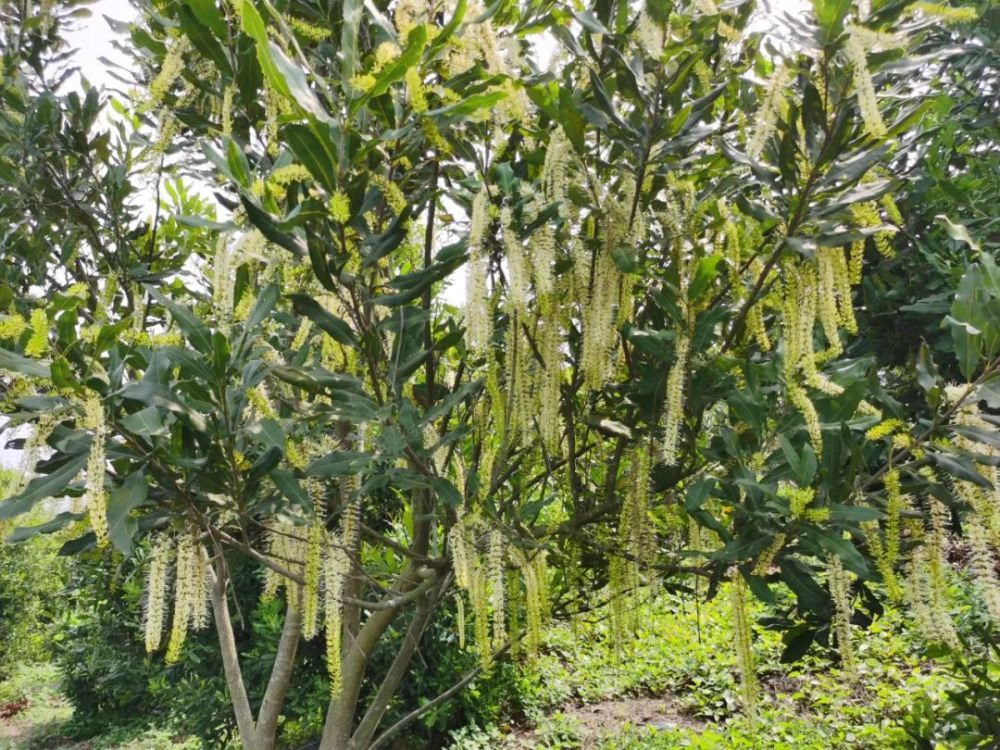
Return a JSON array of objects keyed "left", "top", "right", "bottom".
[
  {"left": 285, "top": 123, "right": 338, "bottom": 191},
  {"left": 183, "top": 0, "right": 225, "bottom": 34},
  {"left": 428, "top": 90, "right": 508, "bottom": 121},
  {"left": 267, "top": 40, "right": 329, "bottom": 120},
  {"left": 288, "top": 294, "right": 357, "bottom": 346},
  {"left": 120, "top": 405, "right": 169, "bottom": 437},
  {"left": 341, "top": 0, "right": 364, "bottom": 93},
  {"left": 6, "top": 512, "right": 82, "bottom": 543},
  {"left": 272, "top": 470, "right": 312, "bottom": 513},
  {"left": 828, "top": 504, "right": 882, "bottom": 522},
  {"left": 0, "top": 347, "right": 49, "bottom": 378},
  {"left": 780, "top": 557, "right": 829, "bottom": 614},
  {"left": 306, "top": 450, "right": 371, "bottom": 477},
  {"left": 354, "top": 26, "right": 427, "bottom": 112},
  {"left": 243, "top": 283, "right": 280, "bottom": 331},
  {"left": 0, "top": 454, "right": 87, "bottom": 519},
  {"left": 107, "top": 471, "right": 147, "bottom": 556},
  {"left": 121, "top": 380, "right": 208, "bottom": 432},
  {"left": 929, "top": 452, "right": 994, "bottom": 488},
  {"left": 147, "top": 288, "right": 212, "bottom": 352}
]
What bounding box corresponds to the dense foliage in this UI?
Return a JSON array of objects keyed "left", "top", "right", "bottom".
[{"left": 1, "top": 0, "right": 998, "bottom": 748}]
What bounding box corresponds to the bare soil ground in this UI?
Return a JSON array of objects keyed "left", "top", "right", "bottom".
[{"left": 509, "top": 693, "right": 704, "bottom": 749}]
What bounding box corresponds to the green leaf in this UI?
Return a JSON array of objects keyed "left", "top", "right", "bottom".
[
  {"left": 225, "top": 137, "right": 252, "bottom": 188},
  {"left": 427, "top": 89, "right": 508, "bottom": 122},
  {"left": 813, "top": 0, "right": 851, "bottom": 42},
  {"left": 929, "top": 452, "right": 994, "bottom": 488},
  {"left": 779, "top": 435, "right": 817, "bottom": 486},
  {"left": 354, "top": 25, "right": 427, "bottom": 112},
  {"left": 147, "top": 288, "right": 212, "bottom": 352},
  {"left": 0, "top": 347, "right": 49, "bottom": 378},
  {"left": 935, "top": 215, "right": 981, "bottom": 252},
  {"left": 780, "top": 557, "right": 830, "bottom": 614},
  {"left": 120, "top": 405, "right": 169, "bottom": 437},
  {"left": 247, "top": 446, "right": 282, "bottom": 488},
  {"left": 828, "top": 504, "right": 882, "bottom": 522},
  {"left": 977, "top": 374, "right": 1000, "bottom": 409},
  {"left": 183, "top": 0, "right": 226, "bottom": 37},
  {"left": 107, "top": 471, "right": 147, "bottom": 556},
  {"left": 341, "top": 0, "right": 364, "bottom": 95},
  {"left": 266, "top": 40, "right": 329, "bottom": 121},
  {"left": 805, "top": 530, "right": 869, "bottom": 578},
  {"left": 243, "top": 283, "right": 280, "bottom": 331},
  {"left": 431, "top": 476, "right": 463, "bottom": 508},
  {"left": 288, "top": 294, "right": 357, "bottom": 347},
  {"left": 0, "top": 455, "right": 87, "bottom": 520},
  {"left": 272, "top": 470, "right": 312, "bottom": 513},
  {"left": 177, "top": 5, "right": 230, "bottom": 74},
  {"left": 285, "top": 123, "right": 339, "bottom": 191},
  {"left": 6, "top": 512, "right": 82, "bottom": 543},
  {"left": 239, "top": 0, "right": 328, "bottom": 120},
  {"left": 916, "top": 342, "right": 939, "bottom": 393},
  {"left": 306, "top": 450, "right": 371, "bottom": 477},
  {"left": 120, "top": 380, "right": 208, "bottom": 432},
  {"left": 949, "top": 318, "right": 981, "bottom": 381},
  {"left": 688, "top": 253, "right": 722, "bottom": 302},
  {"left": 952, "top": 424, "right": 1000, "bottom": 451},
  {"left": 780, "top": 626, "right": 816, "bottom": 663},
  {"left": 571, "top": 8, "right": 611, "bottom": 34}
]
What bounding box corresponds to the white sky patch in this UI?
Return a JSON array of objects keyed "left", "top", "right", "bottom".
[{"left": 64, "top": 0, "right": 138, "bottom": 93}]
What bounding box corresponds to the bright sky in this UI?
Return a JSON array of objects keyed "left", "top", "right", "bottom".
[{"left": 64, "top": 0, "right": 138, "bottom": 92}]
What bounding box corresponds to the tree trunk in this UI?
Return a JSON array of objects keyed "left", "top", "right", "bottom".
[{"left": 210, "top": 551, "right": 301, "bottom": 750}]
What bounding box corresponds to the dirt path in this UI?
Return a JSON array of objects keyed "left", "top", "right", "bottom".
[{"left": 510, "top": 693, "right": 703, "bottom": 748}]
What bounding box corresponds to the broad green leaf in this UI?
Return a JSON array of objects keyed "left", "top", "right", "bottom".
[
  {"left": 272, "top": 470, "right": 312, "bottom": 513},
  {"left": 288, "top": 294, "right": 357, "bottom": 346},
  {"left": 266, "top": 40, "right": 329, "bottom": 121},
  {"left": 828, "top": 504, "right": 882, "bottom": 522},
  {"left": 147, "top": 289, "right": 213, "bottom": 353},
  {"left": 183, "top": 0, "right": 226, "bottom": 36},
  {"left": 0, "top": 347, "right": 49, "bottom": 378},
  {"left": 243, "top": 283, "right": 280, "bottom": 331},
  {"left": 813, "top": 0, "right": 851, "bottom": 42},
  {"left": 427, "top": 89, "right": 507, "bottom": 122},
  {"left": 341, "top": 0, "right": 364, "bottom": 94},
  {"left": 431, "top": 476, "right": 463, "bottom": 508},
  {"left": 916, "top": 342, "right": 939, "bottom": 393},
  {"left": 239, "top": 0, "right": 328, "bottom": 120},
  {"left": 804, "top": 530, "right": 869, "bottom": 578},
  {"left": 0, "top": 455, "right": 87, "bottom": 519},
  {"left": 120, "top": 380, "right": 208, "bottom": 432},
  {"left": 6, "top": 512, "right": 82, "bottom": 543},
  {"left": 107, "top": 471, "right": 147, "bottom": 556},
  {"left": 354, "top": 26, "right": 427, "bottom": 112},
  {"left": 936, "top": 214, "right": 981, "bottom": 251},
  {"left": 285, "top": 123, "right": 339, "bottom": 191},
  {"left": 120, "top": 405, "right": 169, "bottom": 437},
  {"left": 780, "top": 557, "right": 829, "bottom": 614},
  {"left": 306, "top": 450, "right": 371, "bottom": 477},
  {"left": 929, "top": 452, "right": 994, "bottom": 488}
]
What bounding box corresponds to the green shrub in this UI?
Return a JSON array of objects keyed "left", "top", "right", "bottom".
[{"left": 0, "top": 470, "right": 68, "bottom": 679}]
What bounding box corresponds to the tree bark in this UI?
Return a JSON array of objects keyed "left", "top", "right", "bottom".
[
  {"left": 255, "top": 601, "right": 302, "bottom": 747},
  {"left": 348, "top": 574, "right": 446, "bottom": 749},
  {"left": 210, "top": 551, "right": 301, "bottom": 750},
  {"left": 317, "top": 563, "right": 430, "bottom": 749},
  {"left": 210, "top": 556, "right": 259, "bottom": 750}
]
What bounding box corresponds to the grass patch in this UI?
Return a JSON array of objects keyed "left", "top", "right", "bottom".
[
  {"left": 446, "top": 585, "right": 954, "bottom": 749},
  {"left": 0, "top": 663, "right": 206, "bottom": 750}
]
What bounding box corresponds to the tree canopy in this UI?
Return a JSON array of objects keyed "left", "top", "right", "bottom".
[{"left": 0, "top": 0, "right": 997, "bottom": 748}]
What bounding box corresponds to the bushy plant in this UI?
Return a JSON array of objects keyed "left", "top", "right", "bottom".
[{"left": 0, "top": 470, "right": 67, "bottom": 679}]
